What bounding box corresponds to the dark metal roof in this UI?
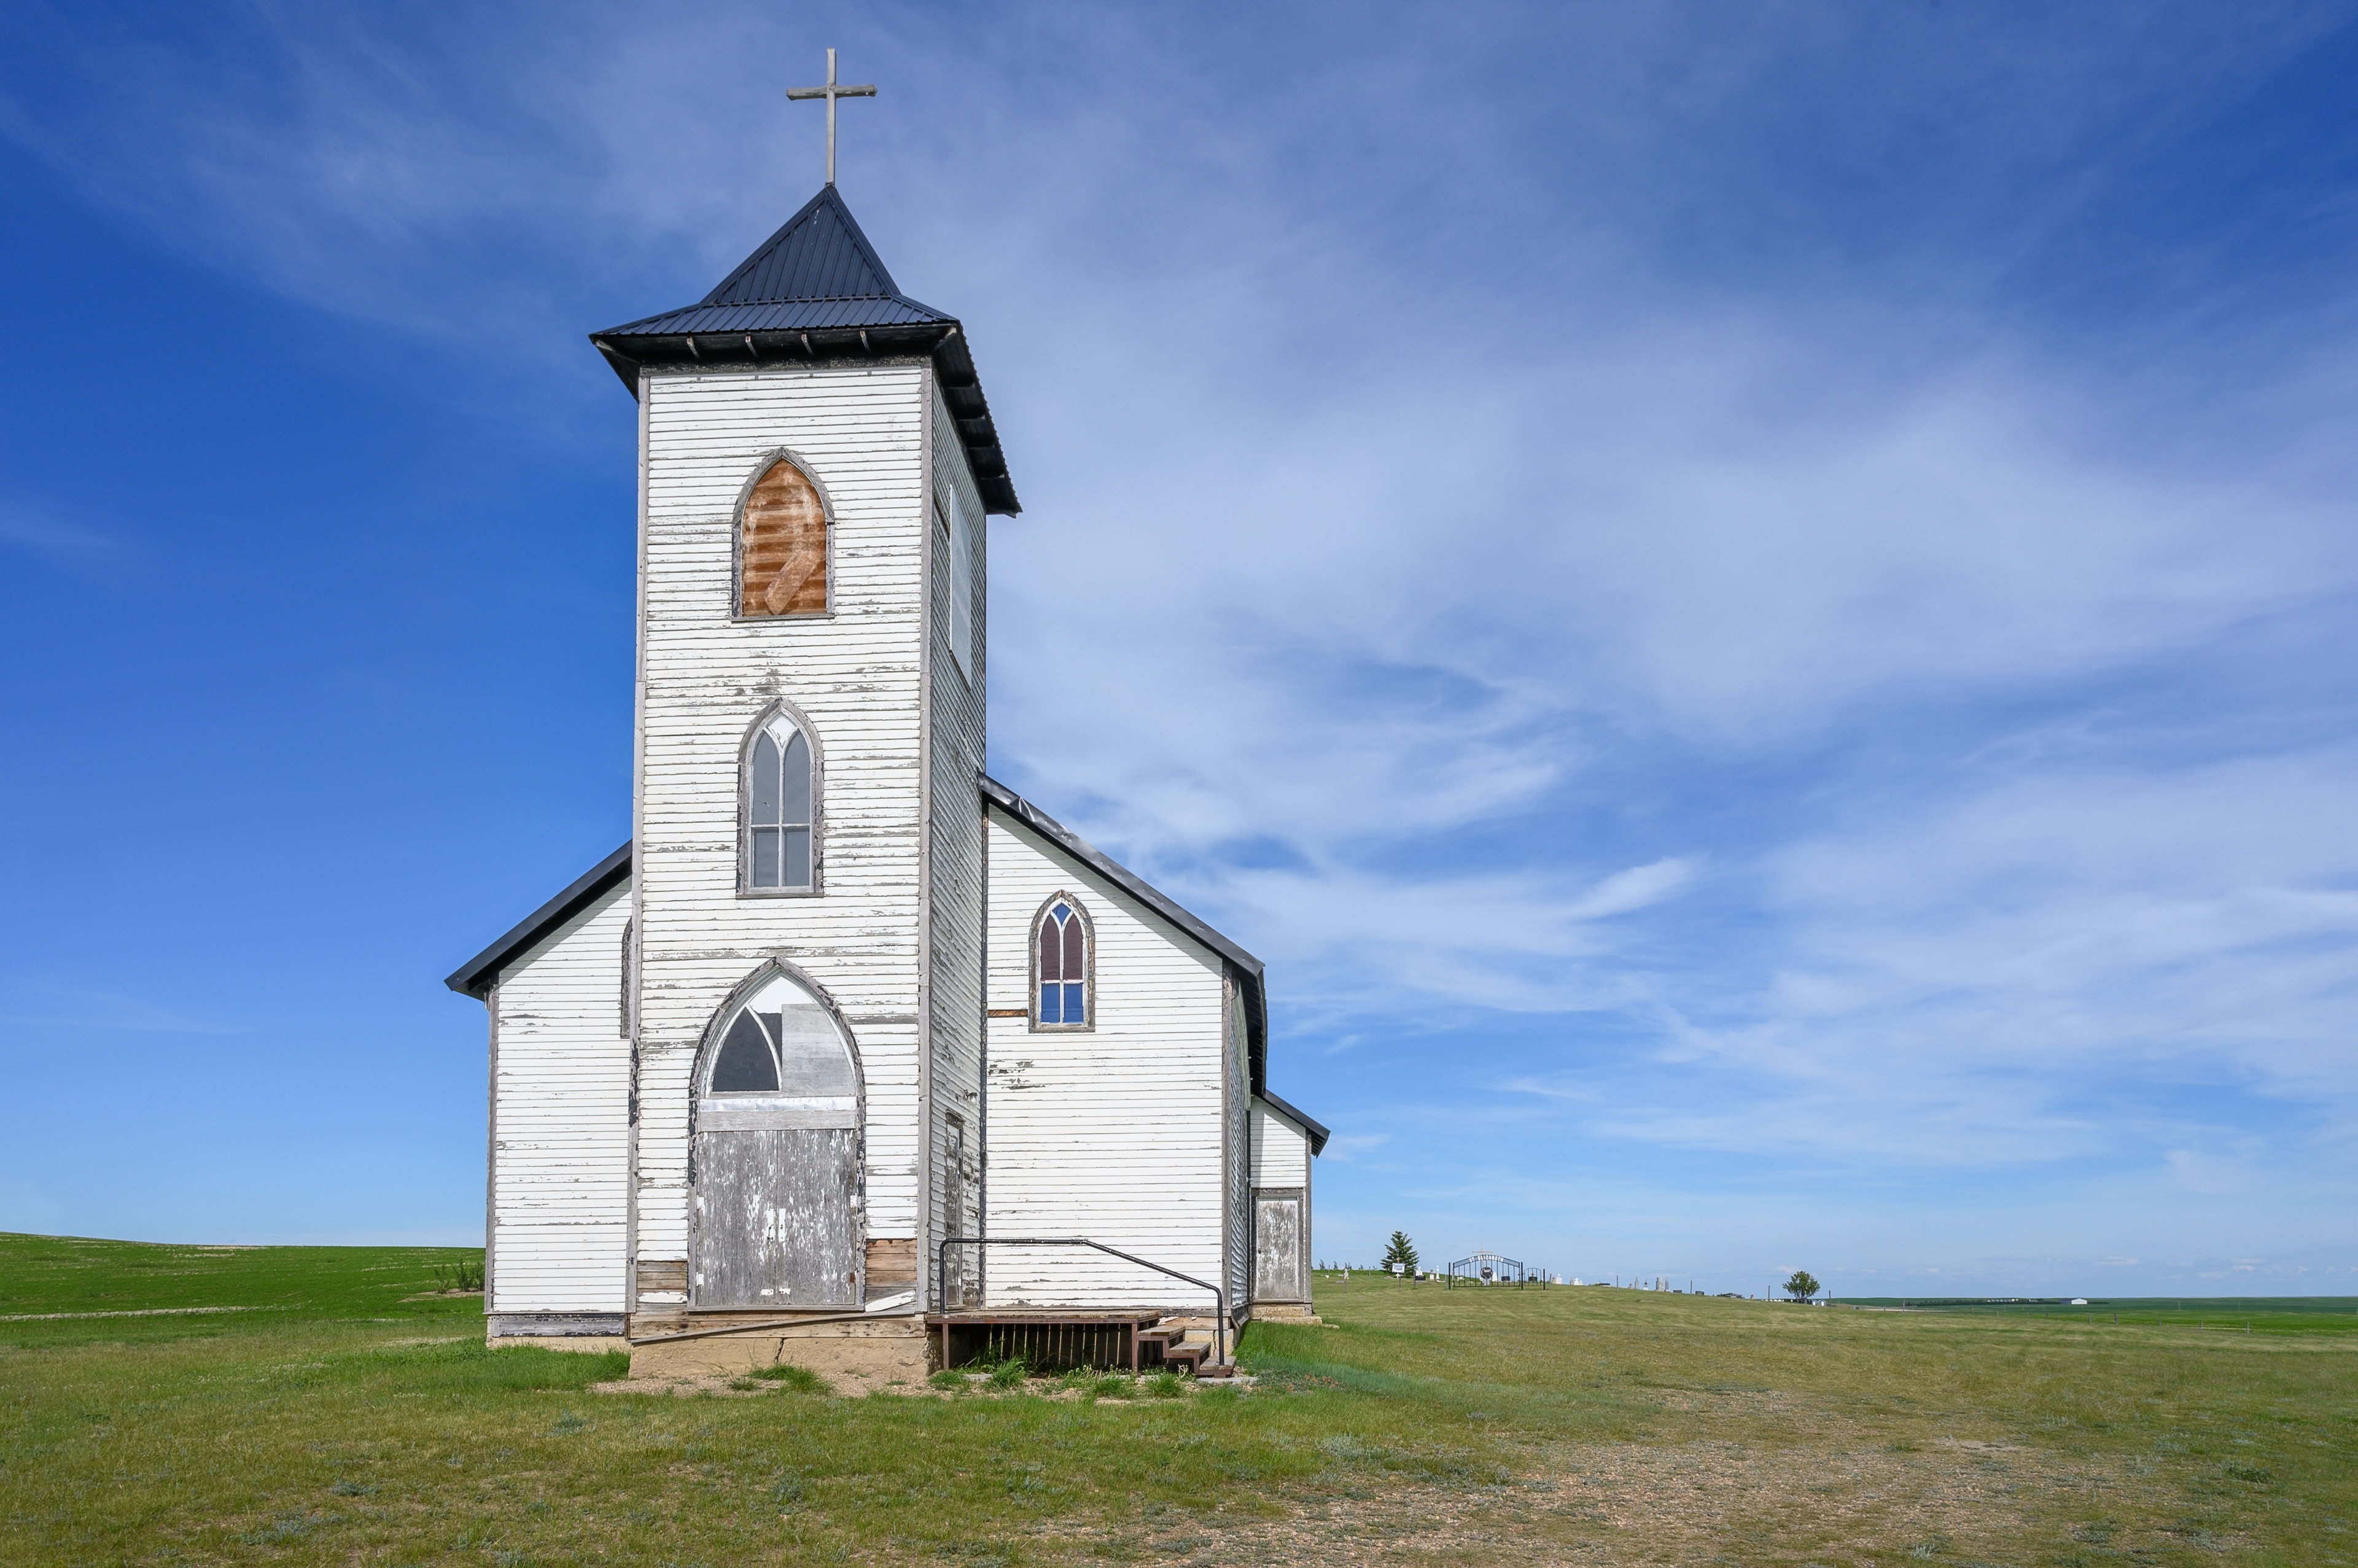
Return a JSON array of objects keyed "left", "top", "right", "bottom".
[
  {"left": 703, "top": 180, "right": 912, "bottom": 305},
  {"left": 590, "top": 185, "right": 1019, "bottom": 515},
  {"left": 1255, "top": 1089, "right": 1332, "bottom": 1156},
  {"left": 445, "top": 842, "right": 631, "bottom": 999},
  {"left": 978, "top": 775, "right": 1277, "bottom": 1099},
  {"left": 609, "top": 297, "right": 952, "bottom": 335}
]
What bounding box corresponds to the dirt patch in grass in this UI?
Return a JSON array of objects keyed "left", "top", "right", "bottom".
[
  {"left": 1059, "top": 1435, "right": 2208, "bottom": 1566},
  {"left": 590, "top": 1365, "right": 929, "bottom": 1400},
  {"left": 588, "top": 1370, "right": 768, "bottom": 1398}
]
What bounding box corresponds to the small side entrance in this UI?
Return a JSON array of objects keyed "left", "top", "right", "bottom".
[{"left": 1252, "top": 1187, "right": 1305, "bottom": 1304}]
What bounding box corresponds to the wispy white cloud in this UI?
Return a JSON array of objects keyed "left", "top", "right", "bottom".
[
  {"left": 0, "top": 505, "right": 121, "bottom": 576},
  {"left": 2, "top": 1, "right": 2353, "bottom": 1285}
]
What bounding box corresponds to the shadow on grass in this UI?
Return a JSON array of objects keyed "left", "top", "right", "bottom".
[
  {"left": 1239, "top": 1322, "right": 1430, "bottom": 1395},
  {"left": 1239, "top": 1319, "right": 1658, "bottom": 1448},
  {"left": 352, "top": 1337, "right": 630, "bottom": 1392}
]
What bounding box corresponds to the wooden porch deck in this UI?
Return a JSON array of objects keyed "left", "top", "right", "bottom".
[{"left": 924, "top": 1311, "right": 1233, "bottom": 1376}]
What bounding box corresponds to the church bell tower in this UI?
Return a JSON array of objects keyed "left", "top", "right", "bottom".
[{"left": 587, "top": 168, "right": 1018, "bottom": 1329}]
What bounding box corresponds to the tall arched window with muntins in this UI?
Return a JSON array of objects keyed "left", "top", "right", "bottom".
[
  {"left": 744, "top": 710, "right": 817, "bottom": 893},
  {"left": 739, "top": 456, "right": 828, "bottom": 617},
  {"left": 1032, "top": 895, "right": 1092, "bottom": 1030}
]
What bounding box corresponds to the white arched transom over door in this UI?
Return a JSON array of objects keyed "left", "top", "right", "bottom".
[{"left": 691, "top": 968, "right": 863, "bottom": 1309}]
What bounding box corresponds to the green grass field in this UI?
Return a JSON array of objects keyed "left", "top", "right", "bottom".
[
  {"left": 1834, "top": 1295, "right": 2358, "bottom": 1335},
  {"left": 4, "top": 1236, "right": 2353, "bottom": 1566}
]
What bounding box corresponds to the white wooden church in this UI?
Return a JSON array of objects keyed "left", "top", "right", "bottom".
[{"left": 446, "top": 160, "right": 1326, "bottom": 1383}]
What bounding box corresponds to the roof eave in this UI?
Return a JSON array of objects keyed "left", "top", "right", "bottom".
[
  {"left": 1255, "top": 1088, "right": 1332, "bottom": 1155},
  {"left": 445, "top": 842, "right": 633, "bottom": 999},
  {"left": 585, "top": 320, "right": 1021, "bottom": 516}
]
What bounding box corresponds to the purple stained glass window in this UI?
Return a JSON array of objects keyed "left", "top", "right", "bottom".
[
  {"left": 1038, "top": 911, "right": 1062, "bottom": 980},
  {"left": 1035, "top": 901, "right": 1088, "bottom": 1027}
]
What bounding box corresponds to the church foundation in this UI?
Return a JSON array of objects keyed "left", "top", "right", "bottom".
[
  {"left": 625, "top": 1314, "right": 929, "bottom": 1384},
  {"left": 488, "top": 1335, "right": 632, "bottom": 1354},
  {"left": 1245, "top": 1303, "right": 1321, "bottom": 1324}
]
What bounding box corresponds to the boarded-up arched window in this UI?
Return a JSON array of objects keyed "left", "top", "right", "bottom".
[{"left": 740, "top": 456, "right": 828, "bottom": 616}]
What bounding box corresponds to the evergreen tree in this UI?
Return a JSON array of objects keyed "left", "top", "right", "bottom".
[{"left": 1380, "top": 1231, "right": 1420, "bottom": 1278}]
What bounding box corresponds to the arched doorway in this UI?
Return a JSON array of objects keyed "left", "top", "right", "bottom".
[{"left": 690, "top": 966, "right": 863, "bottom": 1308}]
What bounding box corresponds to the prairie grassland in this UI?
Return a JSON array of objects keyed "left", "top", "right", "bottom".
[
  {"left": 2, "top": 1236, "right": 2352, "bottom": 1566},
  {"left": 1836, "top": 1294, "right": 2358, "bottom": 1333}
]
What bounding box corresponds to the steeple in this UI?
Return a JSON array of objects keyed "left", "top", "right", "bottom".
[
  {"left": 698, "top": 184, "right": 915, "bottom": 310},
  {"left": 591, "top": 186, "right": 1018, "bottom": 514}
]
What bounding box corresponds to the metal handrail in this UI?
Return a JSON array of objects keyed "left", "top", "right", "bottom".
[{"left": 934, "top": 1236, "right": 1228, "bottom": 1368}]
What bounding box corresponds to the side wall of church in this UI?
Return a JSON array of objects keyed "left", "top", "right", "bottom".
[
  {"left": 632, "top": 364, "right": 932, "bottom": 1303},
  {"left": 923, "top": 384, "right": 989, "bottom": 1300},
  {"left": 981, "top": 812, "right": 1229, "bottom": 1310},
  {"left": 486, "top": 880, "right": 632, "bottom": 1318}
]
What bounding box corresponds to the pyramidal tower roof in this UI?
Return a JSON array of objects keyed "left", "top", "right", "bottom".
[
  {"left": 591, "top": 186, "right": 1018, "bottom": 513},
  {"left": 698, "top": 183, "right": 921, "bottom": 309}
]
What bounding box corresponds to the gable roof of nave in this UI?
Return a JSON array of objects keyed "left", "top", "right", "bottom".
[
  {"left": 979, "top": 774, "right": 1280, "bottom": 1105},
  {"left": 445, "top": 841, "right": 631, "bottom": 1000},
  {"left": 986, "top": 775, "right": 1328, "bottom": 1150}
]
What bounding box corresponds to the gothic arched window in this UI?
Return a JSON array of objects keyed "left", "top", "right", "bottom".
[
  {"left": 739, "top": 454, "right": 829, "bottom": 617},
  {"left": 744, "top": 710, "right": 817, "bottom": 893},
  {"left": 706, "top": 971, "right": 857, "bottom": 1105},
  {"left": 1032, "top": 896, "right": 1092, "bottom": 1030}
]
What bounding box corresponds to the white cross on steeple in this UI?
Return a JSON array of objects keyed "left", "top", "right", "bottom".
[{"left": 786, "top": 48, "right": 877, "bottom": 187}]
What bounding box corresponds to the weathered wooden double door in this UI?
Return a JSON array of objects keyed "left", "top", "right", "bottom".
[{"left": 691, "top": 971, "right": 863, "bottom": 1309}]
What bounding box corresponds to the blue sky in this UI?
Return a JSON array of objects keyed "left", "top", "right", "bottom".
[{"left": 2, "top": 2, "right": 2354, "bottom": 1297}]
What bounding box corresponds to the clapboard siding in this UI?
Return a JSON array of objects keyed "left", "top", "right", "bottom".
[
  {"left": 981, "top": 812, "right": 1229, "bottom": 1309},
  {"left": 489, "top": 881, "right": 632, "bottom": 1314},
  {"left": 925, "top": 384, "right": 988, "bottom": 1280},
  {"left": 1250, "top": 1101, "right": 1310, "bottom": 1187},
  {"left": 636, "top": 365, "right": 930, "bottom": 1281}
]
